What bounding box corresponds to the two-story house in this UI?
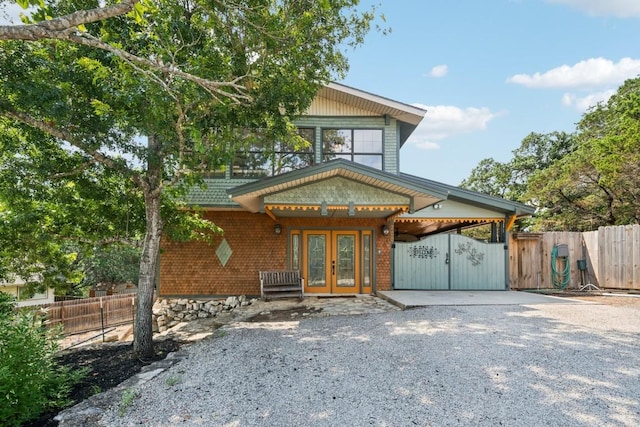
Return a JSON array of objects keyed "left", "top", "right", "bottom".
[{"left": 159, "top": 83, "right": 534, "bottom": 297}]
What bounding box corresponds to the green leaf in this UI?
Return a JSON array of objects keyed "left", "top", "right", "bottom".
[
  {"left": 129, "top": 2, "right": 147, "bottom": 24},
  {"left": 90, "top": 99, "right": 112, "bottom": 116}
]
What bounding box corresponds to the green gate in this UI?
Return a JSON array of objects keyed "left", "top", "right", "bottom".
[{"left": 393, "top": 234, "right": 506, "bottom": 290}]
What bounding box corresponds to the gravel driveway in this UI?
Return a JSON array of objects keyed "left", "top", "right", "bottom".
[{"left": 98, "top": 302, "right": 640, "bottom": 426}]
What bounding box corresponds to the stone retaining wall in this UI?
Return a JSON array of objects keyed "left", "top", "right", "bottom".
[{"left": 152, "top": 296, "right": 253, "bottom": 333}]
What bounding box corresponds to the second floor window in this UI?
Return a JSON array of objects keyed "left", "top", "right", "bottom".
[
  {"left": 322, "top": 129, "right": 383, "bottom": 170},
  {"left": 233, "top": 128, "right": 315, "bottom": 177}
]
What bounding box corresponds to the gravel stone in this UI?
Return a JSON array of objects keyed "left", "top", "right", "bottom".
[{"left": 97, "top": 303, "right": 640, "bottom": 426}]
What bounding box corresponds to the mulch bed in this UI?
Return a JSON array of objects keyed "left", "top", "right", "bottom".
[{"left": 25, "top": 339, "right": 182, "bottom": 427}]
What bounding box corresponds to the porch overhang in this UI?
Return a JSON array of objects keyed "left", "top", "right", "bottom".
[
  {"left": 227, "top": 160, "right": 448, "bottom": 219},
  {"left": 394, "top": 179, "right": 536, "bottom": 237}
]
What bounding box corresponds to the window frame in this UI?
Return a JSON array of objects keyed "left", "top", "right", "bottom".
[
  {"left": 231, "top": 128, "right": 316, "bottom": 178},
  {"left": 321, "top": 128, "right": 384, "bottom": 170}
]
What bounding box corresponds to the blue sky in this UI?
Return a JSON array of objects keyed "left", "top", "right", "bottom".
[{"left": 341, "top": 0, "right": 640, "bottom": 185}]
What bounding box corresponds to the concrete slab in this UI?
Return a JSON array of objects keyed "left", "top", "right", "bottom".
[{"left": 377, "top": 290, "right": 588, "bottom": 309}]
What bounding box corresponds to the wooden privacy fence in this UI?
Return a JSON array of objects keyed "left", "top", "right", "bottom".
[
  {"left": 42, "top": 293, "right": 136, "bottom": 335},
  {"left": 510, "top": 225, "right": 640, "bottom": 291}
]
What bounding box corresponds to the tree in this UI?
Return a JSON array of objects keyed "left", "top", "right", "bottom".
[
  {"left": 461, "top": 131, "right": 575, "bottom": 201},
  {"left": 527, "top": 78, "right": 640, "bottom": 230},
  {"left": 0, "top": 0, "right": 378, "bottom": 357},
  {"left": 0, "top": 120, "right": 146, "bottom": 296},
  {"left": 459, "top": 157, "right": 513, "bottom": 198},
  {"left": 460, "top": 131, "right": 575, "bottom": 231}
]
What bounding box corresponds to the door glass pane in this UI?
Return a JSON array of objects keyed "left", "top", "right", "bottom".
[
  {"left": 307, "top": 234, "right": 326, "bottom": 287},
  {"left": 291, "top": 234, "right": 300, "bottom": 270},
  {"left": 336, "top": 235, "right": 355, "bottom": 287},
  {"left": 363, "top": 234, "right": 371, "bottom": 287}
]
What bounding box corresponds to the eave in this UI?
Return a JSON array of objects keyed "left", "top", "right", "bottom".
[{"left": 320, "top": 82, "right": 427, "bottom": 126}]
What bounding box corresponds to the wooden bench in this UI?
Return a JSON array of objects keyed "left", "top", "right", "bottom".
[{"left": 259, "top": 270, "right": 304, "bottom": 301}]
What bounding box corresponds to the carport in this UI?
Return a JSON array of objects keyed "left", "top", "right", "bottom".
[{"left": 390, "top": 180, "right": 535, "bottom": 291}]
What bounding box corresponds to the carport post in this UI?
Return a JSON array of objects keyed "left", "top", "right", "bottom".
[
  {"left": 388, "top": 242, "right": 394, "bottom": 291},
  {"left": 503, "top": 215, "right": 511, "bottom": 290}
]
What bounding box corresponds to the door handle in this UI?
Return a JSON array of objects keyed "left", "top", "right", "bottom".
[
  {"left": 332, "top": 260, "right": 335, "bottom": 275},
  {"left": 445, "top": 252, "right": 449, "bottom": 264}
]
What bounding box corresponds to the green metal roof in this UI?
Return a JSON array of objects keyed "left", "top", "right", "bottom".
[
  {"left": 186, "top": 179, "right": 254, "bottom": 208},
  {"left": 399, "top": 173, "right": 535, "bottom": 216}
]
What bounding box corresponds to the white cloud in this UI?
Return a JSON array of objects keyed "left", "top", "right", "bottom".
[
  {"left": 546, "top": 0, "right": 640, "bottom": 17},
  {"left": 406, "top": 104, "right": 500, "bottom": 150},
  {"left": 507, "top": 57, "right": 640, "bottom": 89},
  {"left": 415, "top": 141, "right": 441, "bottom": 150},
  {"left": 428, "top": 65, "right": 448, "bottom": 78},
  {"left": 561, "top": 89, "right": 616, "bottom": 110}
]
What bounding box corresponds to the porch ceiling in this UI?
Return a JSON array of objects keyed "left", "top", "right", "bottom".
[{"left": 394, "top": 218, "right": 504, "bottom": 239}]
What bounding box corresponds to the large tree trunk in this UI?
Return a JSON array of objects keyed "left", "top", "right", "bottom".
[
  {"left": 133, "top": 192, "right": 162, "bottom": 358},
  {"left": 133, "top": 135, "right": 164, "bottom": 359}
]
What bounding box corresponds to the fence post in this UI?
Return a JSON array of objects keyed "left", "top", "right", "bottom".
[
  {"left": 100, "top": 297, "right": 105, "bottom": 342},
  {"left": 60, "top": 300, "right": 65, "bottom": 327}
]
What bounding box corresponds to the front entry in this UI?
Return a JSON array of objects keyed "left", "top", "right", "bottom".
[{"left": 302, "top": 230, "right": 371, "bottom": 294}]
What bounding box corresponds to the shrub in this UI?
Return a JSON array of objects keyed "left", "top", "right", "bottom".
[{"left": 0, "top": 292, "right": 85, "bottom": 426}]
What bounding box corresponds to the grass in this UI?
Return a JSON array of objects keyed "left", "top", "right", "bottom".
[
  {"left": 118, "top": 388, "right": 138, "bottom": 416},
  {"left": 165, "top": 374, "right": 182, "bottom": 387}
]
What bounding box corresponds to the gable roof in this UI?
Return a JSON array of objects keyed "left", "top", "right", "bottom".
[
  {"left": 319, "top": 82, "right": 427, "bottom": 125},
  {"left": 316, "top": 83, "right": 426, "bottom": 145},
  {"left": 227, "top": 159, "right": 448, "bottom": 216}
]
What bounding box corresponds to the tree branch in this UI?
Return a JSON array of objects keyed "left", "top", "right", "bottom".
[
  {"left": 1, "top": 110, "right": 141, "bottom": 184},
  {"left": 1, "top": 2, "right": 252, "bottom": 104},
  {"left": 65, "top": 32, "right": 252, "bottom": 104},
  {"left": 48, "top": 160, "right": 93, "bottom": 180},
  {"left": 63, "top": 236, "right": 143, "bottom": 247},
  {"left": 0, "top": 0, "right": 139, "bottom": 40}
]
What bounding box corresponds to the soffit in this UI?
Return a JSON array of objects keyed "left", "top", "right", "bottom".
[
  {"left": 313, "top": 83, "right": 426, "bottom": 126},
  {"left": 394, "top": 219, "right": 502, "bottom": 239},
  {"left": 396, "top": 199, "right": 506, "bottom": 222}
]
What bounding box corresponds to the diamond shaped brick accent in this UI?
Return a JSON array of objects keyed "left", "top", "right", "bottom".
[{"left": 216, "top": 239, "right": 232, "bottom": 267}]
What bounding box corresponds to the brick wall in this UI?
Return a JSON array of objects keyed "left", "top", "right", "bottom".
[{"left": 159, "top": 211, "right": 393, "bottom": 297}]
